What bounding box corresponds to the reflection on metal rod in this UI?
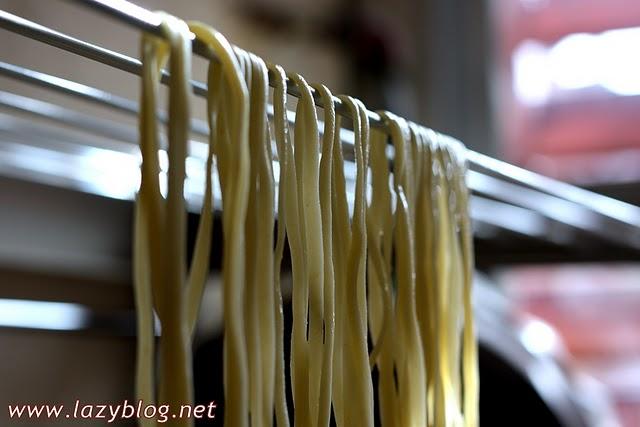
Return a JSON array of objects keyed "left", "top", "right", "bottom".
[
  {"left": 0, "top": 113, "right": 544, "bottom": 242},
  {"left": 0, "top": 91, "right": 212, "bottom": 159},
  {"left": 0, "top": 61, "right": 209, "bottom": 136},
  {"left": 0, "top": 62, "right": 348, "bottom": 150},
  {"left": 469, "top": 195, "right": 550, "bottom": 241},
  {"left": 0, "top": 61, "right": 137, "bottom": 114},
  {"left": 468, "top": 170, "right": 640, "bottom": 249},
  {"left": 0, "top": 91, "right": 138, "bottom": 144},
  {"left": 468, "top": 150, "right": 640, "bottom": 228}
]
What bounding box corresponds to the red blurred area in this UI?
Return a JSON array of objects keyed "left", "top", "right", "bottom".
[
  {"left": 504, "top": 265, "right": 640, "bottom": 427},
  {"left": 494, "top": 0, "right": 640, "bottom": 184}
]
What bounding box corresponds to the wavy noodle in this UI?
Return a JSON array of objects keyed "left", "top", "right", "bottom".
[
  {"left": 330, "top": 109, "right": 349, "bottom": 427},
  {"left": 187, "top": 21, "right": 251, "bottom": 427},
  {"left": 311, "top": 83, "right": 337, "bottom": 427},
  {"left": 367, "top": 121, "right": 396, "bottom": 427},
  {"left": 269, "top": 63, "right": 292, "bottom": 427},
  {"left": 337, "top": 95, "right": 374, "bottom": 427}
]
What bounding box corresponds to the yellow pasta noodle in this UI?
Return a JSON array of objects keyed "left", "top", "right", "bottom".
[
  {"left": 434, "top": 136, "right": 466, "bottom": 427},
  {"left": 187, "top": 22, "right": 251, "bottom": 427},
  {"left": 289, "top": 73, "right": 324, "bottom": 427},
  {"left": 445, "top": 139, "right": 479, "bottom": 427},
  {"left": 310, "top": 83, "right": 337, "bottom": 427},
  {"left": 337, "top": 95, "right": 374, "bottom": 427},
  {"left": 329, "top": 110, "right": 349, "bottom": 427},
  {"left": 135, "top": 24, "right": 169, "bottom": 427},
  {"left": 236, "top": 48, "right": 263, "bottom": 427},
  {"left": 247, "top": 52, "right": 276, "bottom": 427},
  {"left": 380, "top": 112, "right": 427, "bottom": 427},
  {"left": 415, "top": 126, "right": 438, "bottom": 426},
  {"left": 367, "top": 123, "right": 396, "bottom": 427},
  {"left": 269, "top": 63, "right": 292, "bottom": 427},
  {"left": 276, "top": 75, "right": 306, "bottom": 427},
  {"left": 144, "top": 13, "right": 193, "bottom": 420}
]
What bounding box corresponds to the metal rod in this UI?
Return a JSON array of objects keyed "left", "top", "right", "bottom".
[
  {"left": 2, "top": 2, "right": 640, "bottom": 247},
  {"left": 467, "top": 170, "right": 632, "bottom": 247},
  {"left": 467, "top": 150, "right": 640, "bottom": 228},
  {"left": 0, "top": 7, "right": 376, "bottom": 128},
  {"left": 0, "top": 60, "right": 138, "bottom": 114},
  {"left": 56, "top": 0, "right": 640, "bottom": 226},
  {"left": 0, "top": 10, "right": 208, "bottom": 96},
  {"left": 0, "top": 90, "right": 138, "bottom": 144},
  {"left": 0, "top": 87, "right": 627, "bottom": 248},
  {"left": 0, "top": 11, "right": 353, "bottom": 144},
  {"left": 65, "top": 0, "right": 384, "bottom": 126},
  {"left": 0, "top": 60, "right": 210, "bottom": 136},
  {"left": 0, "top": 90, "right": 216, "bottom": 160},
  {"left": 0, "top": 60, "right": 352, "bottom": 149},
  {"left": 0, "top": 113, "right": 547, "bottom": 242},
  {"left": 0, "top": 61, "right": 590, "bottom": 244}
]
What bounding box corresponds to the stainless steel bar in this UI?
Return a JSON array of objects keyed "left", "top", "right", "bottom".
[
  {"left": 0, "top": 9, "right": 208, "bottom": 96},
  {"left": 467, "top": 150, "right": 640, "bottom": 228},
  {"left": 0, "top": 60, "right": 210, "bottom": 137},
  {"left": 0, "top": 91, "right": 213, "bottom": 160},
  {"left": 469, "top": 194, "right": 553, "bottom": 241},
  {"left": 0, "top": 111, "right": 135, "bottom": 155},
  {"left": 468, "top": 171, "right": 590, "bottom": 230},
  {"left": 0, "top": 113, "right": 547, "bottom": 242},
  {"left": 65, "top": 0, "right": 384, "bottom": 125},
  {"left": 2, "top": 1, "right": 640, "bottom": 250},
  {"left": 0, "top": 12, "right": 352, "bottom": 146},
  {"left": 0, "top": 60, "right": 138, "bottom": 114},
  {"left": 63, "top": 0, "right": 640, "bottom": 229},
  {"left": 0, "top": 7, "right": 376, "bottom": 127},
  {"left": 0, "top": 90, "right": 138, "bottom": 144},
  {"left": 0, "top": 88, "right": 612, "bottom": 247},
  {"left": 0, "top": 61, "right": 348, "bottom": 150}
]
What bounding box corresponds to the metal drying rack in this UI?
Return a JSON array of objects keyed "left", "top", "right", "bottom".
[{"left": 1, "top": 0, "right": 640, "bottom": 267}]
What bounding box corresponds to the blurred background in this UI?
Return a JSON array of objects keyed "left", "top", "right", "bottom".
[{"left": 0, "top": 0, "right": 638, "bottom": 426}]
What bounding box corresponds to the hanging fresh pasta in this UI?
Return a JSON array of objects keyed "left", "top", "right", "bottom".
[{"left": 135, "top": 12, "right": 478, "bottom": 427}]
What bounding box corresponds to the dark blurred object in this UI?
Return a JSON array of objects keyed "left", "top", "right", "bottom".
[
  {"left": 476, "top": 274, "right": 620, "bottom": 427},
  {"left": 505, "top": 265, "right": 640, "bottom": 427},
  {"left": 588, "top": 181, "right": 640, "bottom": 209},
  {"left": 236, "top": 0, "right": 405, "bottom": 113}
]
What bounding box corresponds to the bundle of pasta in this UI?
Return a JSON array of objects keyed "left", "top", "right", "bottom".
[
  {"left": 135, "top": 13, "right": 202, "bottom": 427},
  {"left": 135, "top": 13, "right": 478, "bottom": 427}
]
